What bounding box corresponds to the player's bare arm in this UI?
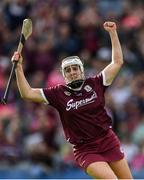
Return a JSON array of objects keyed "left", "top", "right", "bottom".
[
  {"left": 102, "top": 21, "right": 123, "bottom": 85},
  {"left": 12, "top": 52, "right": 46, "bottom": 103}
]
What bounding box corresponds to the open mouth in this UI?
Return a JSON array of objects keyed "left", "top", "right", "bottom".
[{"left": 71, "top": 75, "right": 78, "bottom": 80}]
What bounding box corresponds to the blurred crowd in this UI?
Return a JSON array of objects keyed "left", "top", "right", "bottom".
[{"left": 0, "top": 0, "right": 144, "bottom": 178}]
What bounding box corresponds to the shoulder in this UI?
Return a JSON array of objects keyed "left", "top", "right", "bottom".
[
  {"left": 85, "top": 73, "right": 109, "bottom": 92},
  {"left": 86, "top": 73, "right": 103, "bottom": 84},
  {"left": 42, "top": 84, "right": 67, "bottom": 106},
  {"left": 43, "top": 84, "right": 67, "bottom": 94}
]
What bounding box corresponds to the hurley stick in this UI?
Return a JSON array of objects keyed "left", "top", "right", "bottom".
[{"left": 1, "top": 19, "right": 32, "bottom": 104}]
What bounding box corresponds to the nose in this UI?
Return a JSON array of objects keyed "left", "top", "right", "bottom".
[
  {"left": 69, "top": 68, "right": 76, "bottom": 75},
  {"left": 70, "top": 68, "right": 74, "bottom": 73}
]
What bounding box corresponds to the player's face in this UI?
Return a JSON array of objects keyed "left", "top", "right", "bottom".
[{"left": 64, "top": 65, "right": 83, "bottom": 83}]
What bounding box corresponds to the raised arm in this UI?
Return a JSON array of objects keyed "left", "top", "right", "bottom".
[
  {"left": 102, "top": 21, "right": 123, "bottom": 85},
  {"left": 12, "top": 52, "right": 47, "bottom": 103}
]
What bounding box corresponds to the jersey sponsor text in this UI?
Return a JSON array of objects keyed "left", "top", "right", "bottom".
[{"left": 66, "top": 91, "right": 97, "bottom": 111}]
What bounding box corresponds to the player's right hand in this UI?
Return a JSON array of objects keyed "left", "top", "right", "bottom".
[{"left": 11, "top": 51, "right": 23, "bottom": 64}]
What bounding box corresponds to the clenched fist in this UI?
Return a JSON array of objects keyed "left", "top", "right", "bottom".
[
  {"left": 11, "top": 51, "right": 23, "bottom": 64},
  {"left": 103, "top": 21, "right": 117, "bottom": 32}
]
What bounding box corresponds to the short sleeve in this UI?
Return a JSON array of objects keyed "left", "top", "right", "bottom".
[
  {"left": 41, "top": 86, "right": 59, "bottom": 109},
  {"left": 94, "top": 72, "right": 110, "bottom": 92}
]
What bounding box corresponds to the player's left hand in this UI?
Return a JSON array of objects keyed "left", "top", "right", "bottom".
[{"left": 103, "top": 21, "right": 117, "bottom": 32}]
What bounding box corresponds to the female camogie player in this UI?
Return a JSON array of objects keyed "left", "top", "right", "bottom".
[{"left": 12, "top": 21, "right": 133, "bottom": 179}]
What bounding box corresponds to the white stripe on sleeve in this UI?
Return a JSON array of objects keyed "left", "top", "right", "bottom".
[
  {"left": 101, "top": 71, "right": 111, "bottom": 86},
  {"left": 40, "top": 89, "right": 49, "bottom": 104}
]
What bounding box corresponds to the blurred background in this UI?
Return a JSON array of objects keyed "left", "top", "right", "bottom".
[{"left": 0, "top": 0, "right": 144, "bottom": 178}]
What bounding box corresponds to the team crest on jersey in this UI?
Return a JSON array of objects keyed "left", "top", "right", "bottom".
[
  {"left": 64, "top": 91, "right": 71, "bottom": 96},
  {"left": 84, "top": 85, "right": 92, "bottom": 92}
]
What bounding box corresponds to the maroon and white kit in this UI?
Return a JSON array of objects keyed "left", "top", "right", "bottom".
[{"left": 41, "top": 73, "right": 124, "bottom": 169}]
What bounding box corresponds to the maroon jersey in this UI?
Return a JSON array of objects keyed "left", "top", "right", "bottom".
[{"left": 42, "top": 73, "right": 112, "bottom": 145}]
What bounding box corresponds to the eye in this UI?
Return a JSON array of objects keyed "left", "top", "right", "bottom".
[
  {"left": 72, "top": 66, "right": 79, "bottom": 71},
  {"left": 64, "top": 65, "right": 79, "bottom": 74},
  {"left": 65, "top": 67, "right": 71, "bottom": 73}
]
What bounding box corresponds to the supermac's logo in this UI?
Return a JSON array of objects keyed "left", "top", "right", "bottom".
[{"left": 66, "top": 91, "right": 97, "bottom": 111}]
